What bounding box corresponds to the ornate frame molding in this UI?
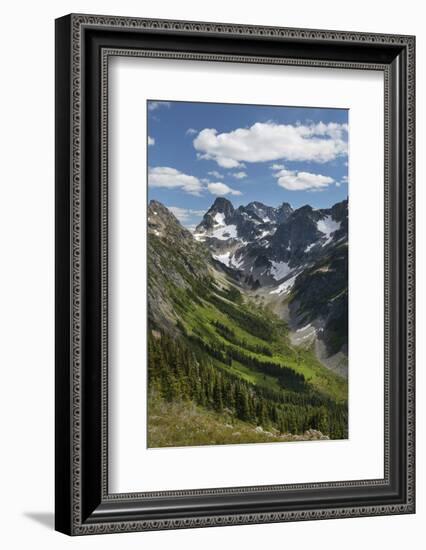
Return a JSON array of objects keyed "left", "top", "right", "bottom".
[{"left": 55, "top": 14, "right": 415, "bottom": 536}]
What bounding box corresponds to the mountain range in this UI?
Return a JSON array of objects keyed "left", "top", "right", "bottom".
[
  {"left": 192, "top": 197, "right": 348, "bottom": 376},
  {"left": 147, "top": 197, "right": 348, "bottom": 447}
]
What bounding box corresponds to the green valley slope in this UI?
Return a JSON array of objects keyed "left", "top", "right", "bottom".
[{"left": 147, "top": 201, "right": 348, "bottom": 447}]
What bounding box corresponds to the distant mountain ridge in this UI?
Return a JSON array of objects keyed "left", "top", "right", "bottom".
[
  {"left": 148, "top": 196, "right": 348, "bottom": 377},
  {"left": 194, "top": 197, "right": 347, "bottom": 283},
  {"left": 194, "top": 197, "right": 293, "bottom": 249}
]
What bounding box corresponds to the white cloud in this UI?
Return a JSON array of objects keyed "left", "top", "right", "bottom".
[
  {"left": 193, "top": 121, "right": 348, "bottom": 167},
  {"left": 148, "top": 167, "right": 203, "bottom": 196},
  {"left": 148, "top": 101, "right": 171, "bottom": 111},
  {"left": 186, "top": 128, "right": 198, "bottom": 135},
  {"left": 166, "top": 206, "right": 205, "bottom": 223},
  {"left": 208, "top": 170, "right": 224, "bottom": 179},
  {"left": 273, "top": 166, "right": 334, "bottom": 191},
  {"left": 148, "top": 136, "right": 155, "bottom": 146},
  {"left": 270, "top": 163, "right": 285, "bottom": 170},
  {"left": 231, "top": 171, "right": 248, "bottom": 179},
  {"left": 207, "top": 182, "right": 242, "bottom": 196},
  {"left": 336, "top": 175, "right": 348, "bottom": 188},
  {"left": 197, "top": 151, "right": 241, "bottom": 169},
  {"left": 148, "top": 167, "right": 244, "bottom": 198}
]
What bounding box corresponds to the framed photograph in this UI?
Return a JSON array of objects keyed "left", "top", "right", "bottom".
[{"left": 55, "top": 14, "right": 415, "bottom": 535}]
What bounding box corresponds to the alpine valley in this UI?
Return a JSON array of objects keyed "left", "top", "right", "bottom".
[{"left": 147, "top": 197, "right": 348, "bottom": 448}]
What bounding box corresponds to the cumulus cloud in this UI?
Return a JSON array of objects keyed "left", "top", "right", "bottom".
[
  {"left": 231, "top": 171, "right": 248, "bottom": 179},
  {"left": 186, "top": 128, "right": 198, "bottom": 136},
  {"left": 148, "top": 136, "right": 155, "bottom": 146},
  {"left": 208, "top": 170, "right": 224, "bottom": 179},
  {"left": 166, "top": 206, "right": 205, "bottom": 223},
  {"left": 148, "top": 166, "right": 243, "bottom": 197},
  {"left": 207, "top": 182, "right": 242, "bottom": 196},
  {"left": 148, "top": 167, "right": 203, "bottom": 196},
  {"left": 193, "top": 121, "right": 348, "bottom": 167},
  {"left": 273, "top": 166, "right": 334, "bottom": 191},
  {"left": 148, "top": 101, "right": 171, "bottom": 111}
]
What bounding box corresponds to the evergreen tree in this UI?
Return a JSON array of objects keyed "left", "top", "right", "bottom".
[{"left": 147, "top": 331, "right": 347, "bottom": 440}]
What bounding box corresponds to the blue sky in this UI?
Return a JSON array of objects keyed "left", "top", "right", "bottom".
[{"left": 147, "top": 100, "right": 348, "bottom": 230}]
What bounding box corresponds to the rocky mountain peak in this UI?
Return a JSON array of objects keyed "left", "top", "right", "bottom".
[
  {"left": 247, "top": 201, "right": 266, "bottom": 209},
  {"left": 245, "top": 201, "right": 269, "bottom": 216},
  {"left": 244, "top": 201, "right": 277, "bottom": 224},
  {"left": 148, "top": 199, "right": 171, "bottom": 218},
  {"left": 195, "top": 197, "right": 235, "bottom": 234},
  {"left": 294, "top": 204, "right": 314, "bottom": 216},
  {"left": 276, "top": 202, "right": 293, "bottom": 223},
  {"left": 207, "top": 197, "right": 235, "bottom": 217},
  {"left": 148, "top": 200, "right": 190, "bottom": 240}
]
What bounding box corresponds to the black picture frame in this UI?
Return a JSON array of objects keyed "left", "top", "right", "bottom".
[{"left": 55, "top": 13, "right": 415, "bottom": 535}]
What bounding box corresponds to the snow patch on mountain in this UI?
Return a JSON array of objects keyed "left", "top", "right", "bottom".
[
  {"left": 317, "top": 216, "right": 341, "bottom": 246},
  {"left": 304, "top": 242, "right": 316, "bottom": 253},
  {"left": 270, "top": 261, "right": 291, "bottom": 280},
  {"left": 213, "top": 251, "right": 231, "bottom": 266},
  {"left": 231, "top": 255, "right": 244, "bottom": 268},
  {"left": 258, "top": 229, "right": 271, "bottom": 239},
  {"left": 269, "top": 274, "right": 298, "bottom": 295},
  {"left": 193, "top": 230, "right": 207, "bottom": 242},
  {"left": 297, "top": 323, "right": 312, "bottom": 333},
  {"left": 213, "top": 251, "right": 244, "bottom": 269},
  {"left": 211, "top": 224, "right": 238, "bottom": 240},
  {"left": 213, "top": 212, "right": 225, "bottom": 226}
]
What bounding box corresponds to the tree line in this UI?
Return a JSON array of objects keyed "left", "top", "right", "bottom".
[
  {"left": 148, "top": 332, "right": 348, "bottom": 438},
  {"left": 212, "top": 320, "right": 273, "bottom": 356}
]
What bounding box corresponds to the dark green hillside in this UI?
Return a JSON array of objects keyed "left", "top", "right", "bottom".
[
  {"left": 148, "top": 333, "right": 348, "bottom": 447},
  {"left": 147, "top": 201, "right": 348, "bottom": 447}
]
